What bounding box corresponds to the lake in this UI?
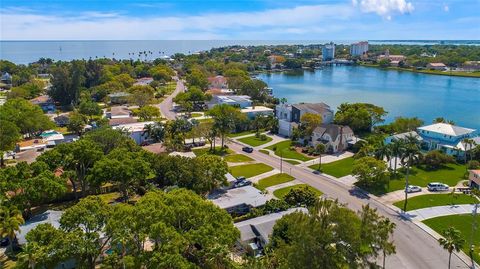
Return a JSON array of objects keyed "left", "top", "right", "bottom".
[{"left": 257, "top": 66, "right": 480, "bottom": 129}]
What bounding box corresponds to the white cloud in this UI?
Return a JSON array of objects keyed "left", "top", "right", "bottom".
[
  {"left": 0, "top": 4, "right": 355, "bottom": 40},
  {"left": 352, "top": 0, "right": 414, "bottom": 19},
  {"left": 443, "top": 5, "right": 449, "bottom": 12}
]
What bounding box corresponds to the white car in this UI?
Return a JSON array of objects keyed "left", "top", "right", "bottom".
[
  {"left": 406, "top": 185, "right": 422, "bottom": 193},
  {"left": 427, "top": 182, "right": 449, "bottom": 192}
]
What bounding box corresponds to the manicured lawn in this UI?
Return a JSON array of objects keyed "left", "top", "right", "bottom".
[
  {"left": 393, "top": 194, "right": 478, "bottom": 211},
  {"left": 197, "top": 118, "right": 214, "bottom": 123},
  {"left": 96, "top": 192, "right": 121, "bottom": 204},
  {"left": 192, "top": 146, "right": 233, "bottom": 157},
  {"left": 309, "top": 157, "right": 355, "bottom": 178},
  {"left": 388, "top": 163, "right": 467, "bottom": 192},
  {"left": 265, "top": 140, "right": 313, "bottom": 162},
  {"left": 227, "top": 130, "right": 257, "bottom": 138},
  {"left": 224, "top": 154, "right": 254, "bottom": 163},
  {"left": 285, "top": 160, "right": 301, "bottom": 165},
  {"left": 256, "top": 173, "right": 295, "bottom": 191},
  {"left": 190, "top": 112, "right": 203, "bottom": 118},
  {"left": 238, "top": 135, "right": 273, "bottom": 147},
  {"left": 229, "top": 163, "right": 274, "bottom": 178},
  {"left": 273, "top": 184, "right": 323, "bottom": 199},
  {"left": 423, "top": 214, "right": 480, "bottom": 264},
  {"left": 259, "top": 149, "right": 270, "bottom": 155}
]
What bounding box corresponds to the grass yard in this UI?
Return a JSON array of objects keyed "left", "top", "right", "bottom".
[
  {"left": 229, "top": 163, "right": 274, "bottom": 178},
  {"left": 273, "top": 184, "right": 323, "bottom": 199},
  {"left": 228, "top": 130, "right": 262, "bottom": 138},
  {"left": 265, "top": 140, "right": 313, "bottom": 162},
  {"left": 238, "top": 135, "right": 273, "bottom": 147},
  {"left": 285, "top": 160, "right": 301, "bottom": 165},
  {"left": 256, "top": 173, "right": 295, "bottom": 191},
  {"left": 190, "top": 112, "right": 203, "bottom": 118},
  {"left": 96, "top": 192, "right": 122, "bottom": 204},
  {"left": 224, "top": 154, "right": 254, "bottom": 163},
  {"left": 197, "top": 118, "right": 214, "bottom": 123},
  {"left": 309, "top": 157, "right": 355, "bottom": 178},
  {"left": 192, "top": 146, "right": 233, "bottom": 157},
  {"left": 423, "top": 214, "right": 480, "bottom": 264},
  {"left": 393, "top": 194, "right": 478, "bottom": 211},
  {"left": 259, "top": 149, "right": 270, "bottom": 155},
  {"left": 388, "top": 163, "right": 467, "bottom": 192}
]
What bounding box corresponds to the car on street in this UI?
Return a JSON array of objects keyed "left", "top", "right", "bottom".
[
  {"left": 427, "top": 182, "right": 449, "bottom": 192},
  {"left": 242, "top": 146, "right": 253, "bottom": 153},
  {"left": 312, "top": 170, "right": 321, "bottom": 175},
  {"left": 406, "top": 185, "right": 422, "bottom": 193}
]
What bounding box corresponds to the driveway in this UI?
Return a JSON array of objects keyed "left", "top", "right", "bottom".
[
  {"left": 404, "top": 204, "right": 477, "bottom": 221},
  {"left": 157, "top": 76, "right": 185, "bottom": 120}
]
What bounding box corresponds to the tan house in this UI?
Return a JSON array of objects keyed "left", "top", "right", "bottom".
[
  {"left": 207, "top": 75, "right": 228, "bottom": 89},
  {"left": 427, "top": 63, "right": 447, "bottom": 71},
  {"left": 310, "top": 124, "right": 354, "bottom": 153},
  {"left": 469, "top": 170, "right": 480, "bottom": 189}
]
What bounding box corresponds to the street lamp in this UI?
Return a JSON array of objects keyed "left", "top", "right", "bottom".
[{"left": 470, "top": 203, "right": 478, "bottom": 269}]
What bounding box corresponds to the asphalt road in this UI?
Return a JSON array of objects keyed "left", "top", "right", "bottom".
[
  {"left": 157, "top": 77, "right": 185, "bottom": 120},
  {"left": 227, "top": 140, "right": 471, "bottom": 269}
]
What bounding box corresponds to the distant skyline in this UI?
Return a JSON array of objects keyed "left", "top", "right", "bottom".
[{"left": 1, "top": 0, "right": 479, "bottom": 40}]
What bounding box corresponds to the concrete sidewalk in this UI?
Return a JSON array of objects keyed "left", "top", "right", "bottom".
[
  {"left": 301, "top": 151, "right": 354, "bottom": 167},
  {"left": 404, "top": 204, "right": 476, "bottom": 221}
]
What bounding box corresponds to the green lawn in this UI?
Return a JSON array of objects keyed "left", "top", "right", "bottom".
[
  {"left": 229, "top": 163, "right": 274, "bottom": 178},
  {"left": 388, "top": 163, "right": 467, "bottom": 192},
  {"left": 273, "top": 184, "right": 323, "bottom": 199},
  {"left": 285, "top": 160, "right": 301, "bottom": 165},
  {"left": 197, "top": 118, "right": 214, "bottom": 123},
  {"left": 309, "top": 157, "right": 355, "bottom": 178},
  {"left": 423, "top": 214, "right": 480, "bottom": 264},
  {"left": 227, "top": 130, "right": 258, "bottom": 138},
  {"left": 223, "top": 154, "right": 254, "bottom": 163},
  {"left": 256, "top": 173, "right": 295, "bottom": 191},
  {"left": 192, "top": 146, "right": 233, "bottom": 157},
  {"left": 265, "top": 140, "right": 313, "bottom": 162},
  {"left": 238, "top": 135, "right": 273, "bottom": 147},
  {"left": 259, "top": 149, "right": 270, "bottom": 155},
  {"left": 190, "top": 112, "right": 203, "bottom": 118},
  {"left": 393, "top": 194, "right": 478, "bottom": 211}
]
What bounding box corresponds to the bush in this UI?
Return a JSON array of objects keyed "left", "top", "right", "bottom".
[
  {"left": 284, "top": 186, "right": 318, "bottom": 207},
  {"left": 422, "top": 150, "right": 455, "bottom": 170},
  {"left": 255, "top": 131, "right": 261, "bottom": 138},
  {"left": 259, "top": 134, "right": 268, "bottom": 141},
  {"left": 467, "top": 160, "right": 480, "bottom": 169}
]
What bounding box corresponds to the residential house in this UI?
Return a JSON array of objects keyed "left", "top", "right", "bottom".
[
  {"left": 276, "top": 102, "right": 334, "bottom": 137},
  {"left": 207, "top": 95, "right": 252, "bottom": 109},
  {"left": 112, "top": 121, "right": 155, "bottom": 145},
  {"left": 385, "top": 123, "right": 478, "bottom": 157},
  {"left": 207, "top": 75, "right": 228, "bottom": 89},
  {"left": 108, "top": 92, "right": 131, "bottom": 104},
  {"left": 54, "top": 114, "right": 70, "bottom": 127},
  {"left": 208, "top": 186, "right": 268, "bottom": 215},
  {"left": 310, "top": 124, "right": 355, "bottom": 153},
  {"left": 107, "top": 106, "right": 132, "bottom": 119},
  {"left": 235, "top": 208, "right": 307, "bottom": 255},
  {"left": 377, "top": 49, "right": 406, "bottom": 62},
  {"left": 30, "top": 95, "right": 55, "bottom": 113},
  {"left": 468, "top": 170, "right": 480, "bottom": 189},
  {"left": 1, "top": 72, "right": 12, "bottom": 84},
  {"left": 134, "top": 77, "right": 154, "bottom": 86},
  {"left": 427, "top": 63, "right": 447, "bottom": 71},
  {"left": 241, "top": 106, "right": 274, "bottom": 119}
]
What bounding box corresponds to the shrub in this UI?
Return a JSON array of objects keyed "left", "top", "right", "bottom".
[
  {"left": 259, "top": 134, "right": 268, "bottom": 141},
  {"left": 467, "top": 160, "right": 480, "bottom": 169},
  {"left": 422, "top": 150, "right": 455, "bottom": 170},
  {"left": 255, "top": 131, "right": 261, "bottom": 138},
  {"left": 284, "top": 186, "right": 318, "bottom": 207}
]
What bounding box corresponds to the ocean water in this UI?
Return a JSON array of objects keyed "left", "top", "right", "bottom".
[{"left": 258, "top": 66, "right": 480, "bottom": 129}]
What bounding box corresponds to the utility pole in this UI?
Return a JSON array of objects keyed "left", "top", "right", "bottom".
[
  {"left": 280, "top": 151, "right": 283, "bottom": 173},
  {"left": 470, "top": 203, "right": 478, "bottom": 269}
]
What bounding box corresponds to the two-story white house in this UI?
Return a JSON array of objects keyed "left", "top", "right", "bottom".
[{"left": 276, "top": 102, "right": 334, "bottom": 137}]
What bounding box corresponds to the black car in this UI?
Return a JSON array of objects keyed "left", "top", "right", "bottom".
[
  {"left": 233, "top": 179, "right": 252, "bottom": 188},
  {"left": 242, "top": 147, "right": 254, "bottom": 153}
]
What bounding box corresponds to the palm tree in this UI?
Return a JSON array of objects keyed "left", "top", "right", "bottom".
[
  {"left": 17, "top": 242, "right": 40, "bottom": 269},
  {"left": 462, "top": 138, "right": 476, "bottom": 164},
  {"left": 438, "top": 227, "right": 466, "bottom": 269},
  {"left": 315, "top": 143, "right": 326, "bottom": 171},
  {"left": 375, "top": 142, "right": 393, "bottom": 168},
  {"left": 0, "top": 205, "right": 25, "bottom": 254},
  {"left": 390, "top": 139, "right": 405, "bottom": 176},
  {"left": 400, "top": 134, "right": 420, "bottom": 212},
  {"left": 378, "top": 218, "right": 396, "bottom": 269}
]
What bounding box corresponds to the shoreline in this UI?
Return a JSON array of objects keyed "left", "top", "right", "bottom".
[{"left": 359, "top": 63, "right": 480, "bottom": 78}]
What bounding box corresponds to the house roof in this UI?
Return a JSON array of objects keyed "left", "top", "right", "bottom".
[
  {"left": 235, "top": 208, "right": 308, "bottom": 243},
  {"left": 108, "top": 91, "right": 131, "bottom": 98},
  {"left": 241, "top": 106, "right": 274, "bottom": 113},
  {"left": 30, "top": 95, "right": 53, "bottom": 105},
  {"left": 17, "top": 210, "right": 63, "bottom": 245},
  {"left": 418, "top": 123, "right": 476, "bottom": 137},
  {"left": 293, "top": 103, "right": 332, "bottom": 114},
  {"left": 470, "top": 170, "right": 480, "bottom": 176},
  {"left": 208, "top": 75, "right": 227, "bottom": 84},
  {"left": 112, "top": 121, "right": 155, "bottom": 133},
  {"left": 208, "top": 186, "right": 268, "bottom": 209},
  {"left": 110, "top": 106, "right": 131, "bottom": 116},
  {"left": 109, "top": 117, "right": 138, "bottom": 126},
  {"left": 428, "top": 63, "right": 446, "bottom": 67},
  {"left": 390, "top": 131, "right": 423, "bottom": 141},
  {"left": 313, "top": 124, "right": 354, "bottom": 140}
]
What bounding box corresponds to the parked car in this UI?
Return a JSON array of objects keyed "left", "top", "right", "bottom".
[
  {"left": 312, "top": 170, "right": 321, "bottom": 175},
  {"left": 405, "top": 185, "right": 422, "bottom": 193},
  {"left": 233, "top": 177, "right": 252, "bottom": 188},
  {"left": 427, "top": 182, "right": 449, "bottom": 192},
  {"left": 242, "top": 146, "right": 254, "bottom": 153}
]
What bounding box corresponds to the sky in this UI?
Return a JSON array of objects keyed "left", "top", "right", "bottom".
[{"left": 0, "top": 0, "right": 479, "bottom": 40}]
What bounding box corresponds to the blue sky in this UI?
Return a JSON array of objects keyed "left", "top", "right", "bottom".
[{"left": 1, "top": 0, "right": 479, "bottom": 40}]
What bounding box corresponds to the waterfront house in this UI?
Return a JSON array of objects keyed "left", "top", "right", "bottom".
[
  {"left": 241, "top": 106, "right": 274, "bottom": 119},
  {"left": 468, "top": 170, "right": 480, "bottom": 189},
  {"left": 310, "top": 124, "right": 355, "bottom": 153},
  {"left": 207, "top": 95, "right": 252, "bottom": 109},
  {"left": 427, "top": 63, "right": 447, "bottom": 71},
  {"left": 385, "top": 123, "right": 478, "bottom": 157},
  {"left": 235, "top": 207, "right": 307, "bottom": 256},
  {"left": 276, "top": 102, "right": 334, "bottom": 137},
  {"left": 377, "top": 49, "right": 406, "bottom": 62}
]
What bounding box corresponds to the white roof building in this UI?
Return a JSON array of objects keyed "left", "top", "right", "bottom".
[{"left": 417, "top": 123, "right": 476, "bottom": 137}]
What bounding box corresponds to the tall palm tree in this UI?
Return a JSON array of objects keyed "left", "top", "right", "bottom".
[
  {"left": 462, "top": 138, "right": 476, "bottom": 164},
  {"left": 378, "top": 218, "right": 396, "bottom": 269},
  {"left": 0, "top": 205, "right": 25, "bottom": 254},
  {"left": 390, "top": 139, "right": 405, "bottom": 176},
  {"left": 400, "top": 134, "right": 420, "bottom": 212},
  {"left": 438, "top": 227, "right": 466, "bottom": 269},
  {"left": 375, "top": 142, "right": 393, "bottom": 168}
]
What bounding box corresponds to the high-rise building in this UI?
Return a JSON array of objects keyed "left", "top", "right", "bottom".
[
  {"left": 322, "top": 42, "right": 335, "bottom": 61},
  {"left": 350, "top": 41, "right": 369, "bottom": 56}
]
